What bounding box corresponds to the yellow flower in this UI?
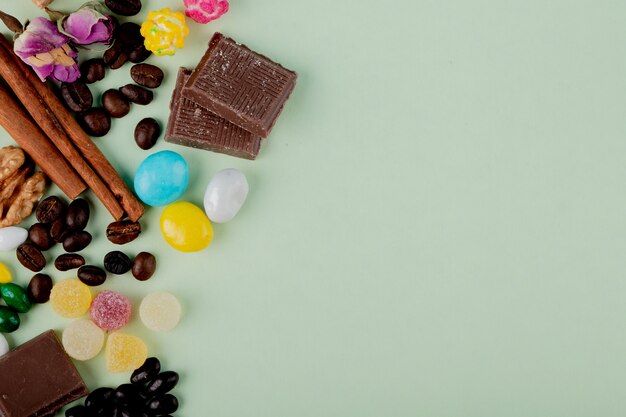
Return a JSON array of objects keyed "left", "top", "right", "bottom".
[{"left": 140, "top": 8, "right": 189, "bottom": 56}]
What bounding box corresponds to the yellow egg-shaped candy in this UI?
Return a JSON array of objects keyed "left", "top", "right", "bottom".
[
  {"left": 160, "top": 202, "right": 213, "bottom": 252},
  {"left": 0, "top": 262, "right": 12, "bottom": 284}
]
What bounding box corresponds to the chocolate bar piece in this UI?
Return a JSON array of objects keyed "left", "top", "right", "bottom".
[
  {"left": 184, "top": 33, "right": 297, "bottom": 138},
  {"left": 0, "top": 330, "right": 89, "bottom": 417},
  {"left": 166, "top": 67, "right": 262, "bottom": 160}
]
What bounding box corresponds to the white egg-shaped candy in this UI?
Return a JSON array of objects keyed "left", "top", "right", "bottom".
[
  {"left": 0, "top": 333, "right": 8, "bottom": 356},
  {"left": 204, "top": 169, "right": 249, "bottom": 223},
  {"left": 0, "top": 227, "right": 28, "bottom": 251}
]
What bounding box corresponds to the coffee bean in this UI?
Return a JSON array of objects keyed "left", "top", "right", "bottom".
[
  {"left": 104, "top": 251, "right": 132, "bottom": 275},
  {"left": 27, "top": 273, "right": 53, "bottom": 303},
  {"left": 119, "top": 84, "right": 153, "bottom": 105},
  {"left": 128, "top": 44, "right": 151, "bottom": 63},
  {"left": 81, "top": 59, "right": 106, "bottom": 84},
  {"left": 130, "top": 357, "right": 160, "bottom": 385},
  {"left": 36, "top": 196, "right": 65, "bottom": 223},
  {"left": 103, "top": 89, "right": 131, "bottom": 118},
  {"left": 78, "top": 265, "right": 107, "bottom": 286},
  {"left": 28, "top": 223, "right": 54, "bottom": 251},
  {"left": 117, "top": 22, "right": 143, "bottom": 48},
  {"left": 66, "top": 198, "right": 90, "bottom": 231},
  {"left": 134, "top": 118, "right": 160, "bottom": 150},
  {"left": 146, "top": 394, "right": 178, "bottom": 415},
  {"left": 130, "top": 64, "right": 164, "bottom": 89},
  {"left": 16, "top": 243, "right": 46, "bottom": 272},
  {"left": 79, "top": 108, "right": 111, "bottom": 137},
  {"left": 55, "top": 254, "right": 85, "bottom": 271},
  {"left": 103, "top": 41, "right": 123, "bottom": 66},
  {"left": 109, "top": 49, "right": 128, "bottom": 70},
  {"left": 105, "top": 0, "right": 142, "bottom": 16},
  {"left": 61, "top": 81, "right": 93, "bottom": 113},
  {"left": 50, "top": 217, "right": 70, "bottom": 243},
  {"left": 131, "top": 252, "right": 156, "bottom": 281},
  {"left": 106, "top": 220, "right": 141, "bottom": 244},
  {"left": 145, "top": 371, "right": 179, "bottom": 396},
  {"left": 63, "top": 231, "right": 92, "bottom": 252}
]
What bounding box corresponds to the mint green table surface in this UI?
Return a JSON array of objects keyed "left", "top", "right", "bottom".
[{"left": 2, "top": 1, "right": 626, "bottom": 416}]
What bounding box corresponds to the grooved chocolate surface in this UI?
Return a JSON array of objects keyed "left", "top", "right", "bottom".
[
  {"left": 0, "top": 330, "right": 89, "bottom": 417},
  {"left": 166, "top": 68, "right": 262, "bottom": 160},
  {"left": 184, "top": 33, "right": 297, "bottom": 138}
]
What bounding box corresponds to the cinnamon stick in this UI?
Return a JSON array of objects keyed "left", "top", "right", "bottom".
[
  {"left": 0, "top": 36, "right": 144, "bottom": 221},
  {"left": 0, "top": 83, "right": 86, "bottom": 198},
  {"left": 0, "top": 36, "right": 126, "bottom": 220}
]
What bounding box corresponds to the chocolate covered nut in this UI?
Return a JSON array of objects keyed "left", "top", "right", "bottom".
[
  {"left": 55, "top": 254, "right": 86, "bottom": 271},
  {"left": 103, "top": 89, "right": 131, "bottom": 118},
  {"left": 106, "top": 220, "right": 141, "bottom": 244},
  {"left": 85, "top": 387, "right": 114, "bottom": 411},
  {"left": 0, "top": 331, "right": 89, "bottom": 417},
  {"left": 66, "top": 198, "right": 90, "bottom": 231},
  {"left": 61, "top": 81, "right": 93, "bottom": 112},
  {"left": 134, "top": 118, "right": 160, "bottom": 150},
  {"left": 81, "top": 59, "right": 106, "bottom": 83},
  {"left": 131, "top": 251, "right": 156, "bottom": 281},
  {"left": 105, "top": 0, "right": 142, "bottom": 16},
  {"left": 63, "top": 231, "right": 92, "bottom": 252},
  {"left": 130, "top": 357, "right": 160, "bottom": 384},
  {"left": 78, "top": 265, "right": 107, "bottom": 286},
  {"left": 27, "top": 273, "right": 53, "bottom": 303},
  {"left": 16, "top": 243, "right": 46, "bottom": 272},
  {"left": 28, "top": 223, "right": 54, "bottom": 250},
  {"left": 130, "top": 64, "right": 163, "bottom": 88},
  {"left": 119, "top": 84, "right": 153, "bottom": 105},
  {"left": 79, "top": 108, "right": 111, "bottom": 137},
  {"left": 36, "top": 196, "right": 65, "bottom": 224},
  {"left": 104, "top": 251, "right": 132, "bottom": 275}
]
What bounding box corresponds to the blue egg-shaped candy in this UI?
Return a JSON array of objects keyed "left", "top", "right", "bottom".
[{"left": 134, "top": 151, "right": 189, "bottom": 206}]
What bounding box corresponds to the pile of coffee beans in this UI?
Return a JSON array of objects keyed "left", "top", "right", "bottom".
[
  {"left": 59, "top": 20, "right": 163, "bottom": 150},
  {"left": 17, "top": 197, "right": 93, "bottom": 273},
  {"left": 65, "top": 357, "right": 179, "bottom": 417}
]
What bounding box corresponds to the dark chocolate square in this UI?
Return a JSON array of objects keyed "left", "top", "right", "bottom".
[
  {"left": 0, "top": 330, "right": 88, "bottom": 417},
  {"left": 184, "top": 33, "right": 297, "bottom": 138},
  {"left": 166, "top": 67, "right": 262, "bottom": 160}
]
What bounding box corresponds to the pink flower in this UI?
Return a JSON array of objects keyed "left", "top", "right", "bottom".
[
  {"left": 61, "top": 7, "right": 115, "bottom": 46},
  {"left": 13, "top": 17, "right": 80, "bottom": 82},
  {"left": 183, "top": 0, "right": 229, "bottom": 24}
]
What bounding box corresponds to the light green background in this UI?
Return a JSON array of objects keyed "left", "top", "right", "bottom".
[{"left": 2, "top": 0, "right": 626, "bottom": 416}]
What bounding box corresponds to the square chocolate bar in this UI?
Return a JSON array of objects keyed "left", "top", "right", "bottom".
[
  {"left": 184, "top": 33, "right": 297, "bottom": 138},
  {"left": 0, "top": 330, "right": 89, "bottom": 417},
  {"left": 166, "top": 68, "right": 262, "bottom": 160}
]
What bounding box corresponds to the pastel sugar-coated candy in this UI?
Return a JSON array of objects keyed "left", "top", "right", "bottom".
[
  {"left": 0, "top": 333, "right": 8, "bottom": 356},
  {"left": 62, "top": 319, "right": 105, "bottom": 361},
  {"left": 140, "top": 292, "right": 181, "bottom": 332},
  {"left": 50, "top": 278, "right": 92, "bottom": 318},
  {"left": 0, "top": 226, "right": 27, "bottom": 251},
  {"left": 184, "top": 0, "right": 229, "bottom": 24},
  {"left": 134, "top": 151, "right": 189, "bottom": 206},
  {"left": 160, "top": 202, "right": 213, "bottom": 252},
  {"left": 140, "top": 9, "right": 189, "bottom": 56},
  {"left": 204, "top": 168, "right": 249, "bottom": 223},
  {"left": 90, "top": 290, "right": 132, "bottom": 331},
  {"left": 106, "top": 332, "right": 148, "bottom": 373},
  {"left": 0, "top": 262, "right": 11, "bottom": 284}
]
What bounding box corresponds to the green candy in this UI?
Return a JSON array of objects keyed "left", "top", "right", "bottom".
[
  {"left": 0, "top": 283, "right": 31, "bottom": 313},
  {"left": 0, "top": 306, "right": 19, "bottom": 333}
]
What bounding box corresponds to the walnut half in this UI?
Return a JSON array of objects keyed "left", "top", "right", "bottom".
[{"left": 0, "top": 147, "right": 46, "bottom": 227}]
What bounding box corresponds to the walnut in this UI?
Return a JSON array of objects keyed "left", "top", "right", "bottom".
[{"left": 0, "top": 147, "right": 46, "bottom": 227}]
